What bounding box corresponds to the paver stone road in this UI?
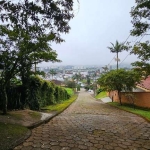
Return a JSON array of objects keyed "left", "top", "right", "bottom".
[{"left": 14, "top": 89, "right": 150, "bottom": 150}]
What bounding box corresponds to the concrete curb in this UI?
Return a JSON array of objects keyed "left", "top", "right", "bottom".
[
  {"left": 11, "top": 94, "right": 78, "bottom": 149},
  {"left": 10, "top": 130, "right": 31, "bottom": 150},
  {"left": 27, "top": 93, "right": 79, "bottom": 129},
  {"left": 26, "top": 112, "right": 58, "bottom": 129}
]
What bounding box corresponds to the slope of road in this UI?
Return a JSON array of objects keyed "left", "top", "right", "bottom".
[{"left": 14, "top": 89, "right": 150, "bottom": 150}]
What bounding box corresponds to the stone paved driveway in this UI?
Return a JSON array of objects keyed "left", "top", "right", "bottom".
[{"left": 14, "top": 89, "right": 150, "bottom": 150}]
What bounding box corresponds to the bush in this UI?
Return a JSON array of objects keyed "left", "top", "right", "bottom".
[
  {"left": 0, "top": 75, "right": 70, "bottom": 111},
  {"left": 96, "top": 88, "right": 103, "bottom": 94}
]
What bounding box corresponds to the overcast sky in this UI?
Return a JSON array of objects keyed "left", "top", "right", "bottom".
[{"left": 39, "top": 0, "right": 147, "bottom": 67}]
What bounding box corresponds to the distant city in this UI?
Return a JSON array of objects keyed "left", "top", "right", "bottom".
[{"left": 36, "top": 63, "right": 133, "bottom": 81}]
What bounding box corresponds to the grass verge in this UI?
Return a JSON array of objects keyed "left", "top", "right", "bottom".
[
  {"left": 42, "top": 94, "right": 77, "bottom": 112},
  {"left": 0, "top": 122, "right": 29, "bottom": 150},
  {"left": 108, "top": 102, "right": 150, "bottom": 121},
  {"left": 65, "top": 88, "right": 74, "bottom": 96},
  {"left": 95, "top": 91, "right": 107, "bottom": 99}
]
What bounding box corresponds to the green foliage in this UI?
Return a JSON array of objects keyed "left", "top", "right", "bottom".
[
  {"left": 108, "top": 40, "right": 130, "bottom": 70},
  {"left": 66, "top": 80, "right": 76, "bottom": 88},
  {"left": 98, "top": 69, "right": 140, "bottom": 92},
  {"left": 36, "top": 71, "right": 46, "bottom": 78},
  {"left": 49, "top": 69, "right": 57, "bottom": 79},
  {"left": 42, "top": 95, "right": 77, "bottom": 113},
  {"left": 131, "top": 0, "right": 150, "bottom": 36},
  {"left": 72, "top": 73, "right": 83, "bottom": 82},
  {"left": 130, "top": 1, "right": 150, "bottom": 79},
  {"left": 65, "top": 88, "right": 74, "bottom": 96},
  {"left": 0, "top": 0, "right": 75, "bottom": 114},
  {"left": 132, "top": 61, "right": 150, "bottom": 79},
  {"left": 95, "top": 91, "right": 107, "bottom": 99},
  {"left": 131, "top": 41, "right": 150, "bottom": 61},
  {"left": 108, "top": 40, "right": 127, "bottom": 53},
  {"left": 96, "top": 88, "right": 104, "bottom": 94},
  {"left": 98, "top": 69, "right": 140, "bottom": 105},
  {"left": 77, "top": 84, "right": 80, "bottom": 91},
  {"left": 27, "top": 76, "right": 42, "bottom": 110},
  {"left": 27, "top": 76, "right": 70, "bottom": 110},
  {"left": 0, "top": 75, "right": 70, "bottom": 111},
  {"left": 86, "top": 75, "right": 91, "bottom": 85}
]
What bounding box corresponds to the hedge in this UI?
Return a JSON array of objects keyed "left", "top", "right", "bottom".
[{"left": 0, "top": 75, "right": 70, "bottom": 111}]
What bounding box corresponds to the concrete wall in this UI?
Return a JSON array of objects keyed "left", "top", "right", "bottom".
[{"left": 109, "top": 91, "right": 150, "bottom": 108}]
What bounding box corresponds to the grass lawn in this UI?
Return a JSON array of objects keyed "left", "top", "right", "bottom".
[
  {"left": 95, "top": 91, "right": 107, "bottom": 99},
  {"left": 65, "top": 88, "right": 74, "bottom": 96},
  {"left": 108, "top": 102, "right": 150, "bottom": 121},
  {"left": 42, "top": 94, "right": 77, "bottom": 112},
  {"left": 0, "top": 122, "right": 29, "bottom": 150}
]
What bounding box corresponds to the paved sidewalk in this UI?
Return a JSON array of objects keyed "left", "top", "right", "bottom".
[
  {"left": 14, "top": 90, "right": 150, "bottom": 150},
  {"left": 100, "top": 97, "right": 112, "bottom": 103}
]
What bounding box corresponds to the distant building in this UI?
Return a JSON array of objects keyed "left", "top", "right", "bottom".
[{"left": 51, "top": 80, "right": 65, "bottom": 86}]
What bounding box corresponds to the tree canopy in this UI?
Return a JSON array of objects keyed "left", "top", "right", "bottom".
[
  {"left": 130, "top": 1, "right": 150, "bottom": 77},
  {"left": 131, "top": 0, "right": 150, "bottom": 36},
  {"left": 0, "top": 0, "right": 75, "bottom": 114},
  {"left": 98, "top": 69, "right": 140, "bottom": 105}
]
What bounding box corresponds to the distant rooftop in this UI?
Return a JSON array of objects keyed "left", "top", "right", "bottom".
[{"left": 137, "top": 76, "right": 150, "bottom": 92}]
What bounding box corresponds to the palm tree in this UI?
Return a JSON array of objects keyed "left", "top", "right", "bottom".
[
  {"left": 49, "top": 69, "right": 57, "bottom": 79},
  {"left": 108, "top": 40, "right": 124, "bottom": 70}
]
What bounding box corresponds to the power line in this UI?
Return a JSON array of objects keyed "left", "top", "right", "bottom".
[
  {"left": 107, "top": 54, "right": 116, "bottom": 66},
  {"left": 123, "top": 34, "right": 131, "bottom": 44},
  {"left": 119, "top": 33, "right": 147, "bottom": 65}
]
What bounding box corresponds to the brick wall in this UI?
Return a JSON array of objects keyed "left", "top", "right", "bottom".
[{"left": 109, "top": 91, "right": 150, "bottom": 108}]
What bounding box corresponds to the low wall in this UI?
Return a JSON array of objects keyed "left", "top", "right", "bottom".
[{"left": 109, "top": 91, "right": 150, "bottom": 108}]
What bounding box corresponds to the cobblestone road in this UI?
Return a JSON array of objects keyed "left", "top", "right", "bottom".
[{"left": 14, "top": 89, "right": 150, "bottom": 150}]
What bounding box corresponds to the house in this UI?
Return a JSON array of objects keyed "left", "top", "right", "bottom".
[
  {"left": 136, "top": 76, "right": 150, "bottom": 92},
  {"left": 51, "top": 79, "right": 65, "bottom": 87},
  {"left": 109, "top": 76, "right": 150, "bottom": 108}
]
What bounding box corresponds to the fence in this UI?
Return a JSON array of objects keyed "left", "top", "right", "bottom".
[{"left": 109, "top": 91, "right": 150, "bottom": 108}]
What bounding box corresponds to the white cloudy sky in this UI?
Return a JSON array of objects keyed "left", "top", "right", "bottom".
[{"left": 39, "top": 0, "right": 148, "bottom": 67}]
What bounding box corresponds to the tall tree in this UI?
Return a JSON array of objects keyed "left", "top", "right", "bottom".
[
  {"left": 107, "top": 40, "right": 126, "bottom": 70},
  {"left": 98, "top": 69, "right": 140, "bottom": 105},
  {"left": 130, "top": 0, "right": 150, "bottom": 36},
  {"left": 0, "top": 0, "right": 74, "bottom": 114},
  {"left": 132, "top": 61, "right": 150, "bottom": 79},
  {"left": 130, "top": 1, "right": 150, "bottom": 77}
]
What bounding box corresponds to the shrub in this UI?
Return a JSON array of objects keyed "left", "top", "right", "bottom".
[{"left": 0, "top": 75, "right": 70, "bottom": 111}]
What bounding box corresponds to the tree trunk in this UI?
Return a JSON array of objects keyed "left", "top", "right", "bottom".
[
  {"left": 117, "top": 52, "right": 118, "bottom": 70},
  {"left": 118, "top": 91, "right": 122, "bottom": 105},
  {"left": 20, "top": 74, "right": 28, "bottom": 109},
  {"left": 2, "top": 86, "right": 8, "bottom": 114}
]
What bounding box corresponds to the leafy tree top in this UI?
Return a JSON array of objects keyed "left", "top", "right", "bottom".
[
  {"left": 131, "top": 0, "right": 150, "bottom": 36},
  {"left": 131, "top": 41, "right": 150, "bottom": 61},
  {"left": 98, "top": 69, "right": 140, "bottom": 92},
  {"left": 0, "top": 0, "right": 74, "bottom": 43},
  {"left": 108, "top": 40, "right": 125, "bottom": 53}
]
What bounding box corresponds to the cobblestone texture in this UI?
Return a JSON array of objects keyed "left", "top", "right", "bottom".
[{"left": 14, "top": 89, "right": 150, "bottom": 150}]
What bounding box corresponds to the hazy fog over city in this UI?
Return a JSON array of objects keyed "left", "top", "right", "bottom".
[{"left": 38, "top": 0, "right": 149, "bottom": 67}]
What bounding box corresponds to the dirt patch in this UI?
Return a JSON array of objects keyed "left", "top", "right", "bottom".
[{"left": 0, "top": 109, "right": 44, "bottom": 127}]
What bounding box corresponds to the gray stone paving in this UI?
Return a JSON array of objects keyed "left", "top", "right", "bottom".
[{"left": 14, "top": 89, "right": 150, "bottom": 150}]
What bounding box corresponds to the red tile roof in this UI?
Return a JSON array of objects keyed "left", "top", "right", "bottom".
[{"left": 137, "top": 76, "right": 150, "bottom": 91}]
